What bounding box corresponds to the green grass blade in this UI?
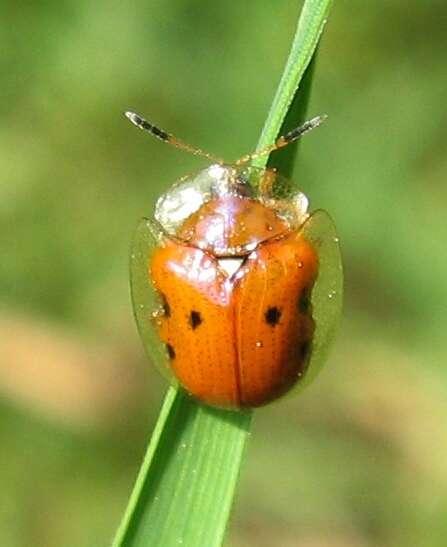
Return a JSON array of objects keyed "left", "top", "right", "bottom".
[
  {"left": 255, "top": 0, "right": 332, "bottom": 170},
  {"left": 112, "top": 387, "right": 251, "bottom": 547},
  {"left": 267, "top": 54, "right": 317, "bottom": 178},
  {"left": 113, "top": 1, "right": 333, "bottom": 546}
]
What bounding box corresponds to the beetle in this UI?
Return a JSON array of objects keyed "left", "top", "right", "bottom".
[{"left": 127, "top": 111, "right": 342, "bottom": 409}]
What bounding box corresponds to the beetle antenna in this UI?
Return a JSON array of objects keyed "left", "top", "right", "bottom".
[
  {"left": 234, "top": 115, "right": 327, "bottom": 166},
  {"left": 125, "top": 111, "right": 225, "bottom": 165}
]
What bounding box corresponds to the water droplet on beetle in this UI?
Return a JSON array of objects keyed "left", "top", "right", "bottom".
[
  {"left": 255, "top": 341, "right": 263, "bottom": 348},
  {"left": 298, "top": 261, "right": 303, "bottom": 269}
]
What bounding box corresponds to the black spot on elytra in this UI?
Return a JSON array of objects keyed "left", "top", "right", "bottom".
[
  {"left": 166, "top": 343, "right": 176, "bottom": 360},
  {"left": 265, "top": 306, "right": 281, "bottom": 326},
  {"left": 190, "top": 310, "right": 202, "bottom": 329},
  {"left": 300, "top": 340, "right": 310, "bottom": 360},
  {"left": 299, "top": 286, "right": 311, "bottom": 313},
  {"left": 160, "top": 293, "right": 171, "bottom": 317}
]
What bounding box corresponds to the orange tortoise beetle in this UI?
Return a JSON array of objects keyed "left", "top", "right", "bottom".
[{"left": 127, "top": 111, "right": 342, "bottom": 409}]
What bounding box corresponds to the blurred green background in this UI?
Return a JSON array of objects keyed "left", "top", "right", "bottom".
[{"left": 1, "top": 1, "right": 446, "bottom": 546}]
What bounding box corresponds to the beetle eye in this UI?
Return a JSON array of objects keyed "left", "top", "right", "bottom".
[{"left": 231, "top": 177, "right": 253, "bottom": 197}]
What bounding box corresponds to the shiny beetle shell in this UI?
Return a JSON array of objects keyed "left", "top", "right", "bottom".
[{"left": 130, "top": 164, "right": 342, "bottom": 409}]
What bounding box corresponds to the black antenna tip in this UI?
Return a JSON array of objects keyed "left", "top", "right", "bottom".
[
  {"left": 307, "top": 114, "right": 328, "bottom": 129},
  {"left": 124, "top": 111, "right": 143, "bottom": 127}
]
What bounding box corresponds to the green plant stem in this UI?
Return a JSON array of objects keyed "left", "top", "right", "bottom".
[
  {"left": 255, "top": 0, "right": 332, "bottom": 170},
  {"left": 112, "top": 388, "right": 251, "bottom": 547},
  {"left": 267, "top": 54, "right": 317, "bottom": 178}
]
